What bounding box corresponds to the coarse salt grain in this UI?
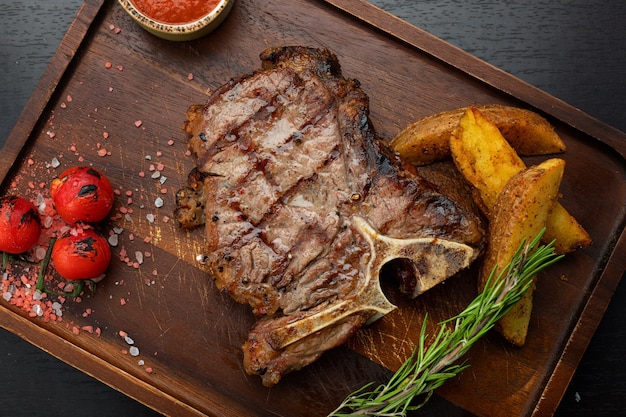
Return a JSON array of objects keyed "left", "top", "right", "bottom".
[
  {"left": 154, "top": 197, "right": 164, "bottom": 208},
  {"left": 129, "top": 346, "right": 140, "bottom": 356},
  {"left": 134, "top": 120, "right": 143, "bottom": 127},
  {"left": 108, "top": 234, "right": 119, "bottom": 247}
]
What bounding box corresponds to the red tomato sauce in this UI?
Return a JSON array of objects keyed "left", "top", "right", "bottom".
[{"left": 132, "top": 0, "right": 220, "bottom": 24}]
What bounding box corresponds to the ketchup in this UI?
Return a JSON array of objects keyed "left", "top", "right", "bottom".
[{"left": 132, "top": 0, "right": 220, "bottom": 24}]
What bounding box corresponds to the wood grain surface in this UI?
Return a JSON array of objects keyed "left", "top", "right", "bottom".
[{"left": 0, "top": 2, "right": 624, "bottom": 415}]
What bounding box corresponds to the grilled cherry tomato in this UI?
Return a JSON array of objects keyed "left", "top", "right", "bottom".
[
  {"left": 0, "top": 196, "right": 41, "bottom": 254},
  {"left": 51, "top": 228, "right": 111, "bottom": 280},
  {"left": 50, "top": 166, "right": 114, "bottom": 224}
]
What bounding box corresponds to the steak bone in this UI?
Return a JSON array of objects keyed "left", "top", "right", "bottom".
[{"left": 268, "top": 216, "right": 477, "bottom": 350}]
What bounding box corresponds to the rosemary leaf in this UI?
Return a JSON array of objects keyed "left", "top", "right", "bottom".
[{"left": 328, "top": 229, "right": 563, "bottom": 417}]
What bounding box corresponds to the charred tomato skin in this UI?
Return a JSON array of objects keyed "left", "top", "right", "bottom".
[
  {"left": 50, "top": 166, "right": 114, "bottom": 224},
  {"left": 51, "top": 228, "right": 111, "bottom": 280},
  {"left": 0, "top": 195, "right": 42, "bottom": 254}
]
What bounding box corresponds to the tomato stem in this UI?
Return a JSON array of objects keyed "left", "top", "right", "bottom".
[
  {"left": 36, "top": 237, "right": 56, "bottom": 294},
  {"left": 2, "top": 251, "right": 7, "bottom": 269},
  {"left": 67, "top": 281, "right": 85, "bottom": 298}
]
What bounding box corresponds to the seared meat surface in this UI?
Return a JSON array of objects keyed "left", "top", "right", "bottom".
[{"left": 176, "top": 46, "right": 484, "bottom": 386}]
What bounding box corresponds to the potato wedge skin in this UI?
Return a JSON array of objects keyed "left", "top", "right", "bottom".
[
  {"left": 450, "top": 107, "right": 591, "bottom": 253},
  {"left": 390, "top": 104, "right": 566, "bottom": 166},
  {"left": 480, "top": 158, "right": 566, "bottom": 346}
]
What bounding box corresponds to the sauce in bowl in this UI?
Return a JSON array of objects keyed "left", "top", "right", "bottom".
[{"left": 131, "top": 0, "right": 221, "bottom": 24}]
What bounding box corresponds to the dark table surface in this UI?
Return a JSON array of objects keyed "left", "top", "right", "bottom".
[{"left": 1, "top": 1, "right": 625, "bottom": 416}]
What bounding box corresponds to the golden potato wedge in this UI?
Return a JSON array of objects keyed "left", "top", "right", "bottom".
[
  {"left": 480, "top": 158, "right": 565, "bottom": 346},
  {"left": 450, "top": 107, "right": 591, "bottom": 253},
  {"left": 390, "top": 104, "right": 566, "bottom": 166}
]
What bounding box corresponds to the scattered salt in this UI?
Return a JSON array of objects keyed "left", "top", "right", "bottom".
[
  {"left": 146, "top": 213, "right": 155, "bottom": 223},
  {"left": 31, "top": 304, "right": 44, "bottom": 317},
  {"left": 154, "top": 197, "right": 164, "bottom": 208},
  {"left": 43, "top": 216, "right": 53, "bottom": 228},
  {"left": 35, "top": 246, "right": 47, "bottom": 260},
  {"left": 108, "top": 234, "right": 119, "bottom": 247},
  {"left": 124, "top": 335, "right": 135, "bottom": 345},
  {"left": 129, "top": 346, "right": 140, "bottom": 357}
]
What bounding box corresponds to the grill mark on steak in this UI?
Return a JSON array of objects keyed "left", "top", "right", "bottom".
[{"left": 177, "top": 46, "right": 485, "bottom": 386}]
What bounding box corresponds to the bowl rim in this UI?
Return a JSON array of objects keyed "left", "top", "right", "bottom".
[{"left": 118, "top": 0, "right": 232, "bottom": 35}]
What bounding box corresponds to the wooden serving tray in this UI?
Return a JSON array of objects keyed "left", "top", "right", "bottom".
[{"left": 1, "top": 0, "right": 625, "bottom": 416}]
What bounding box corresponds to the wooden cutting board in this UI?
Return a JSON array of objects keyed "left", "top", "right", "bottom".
[{"left": 1, "top": 0, "right": 625, "bottom": 416}]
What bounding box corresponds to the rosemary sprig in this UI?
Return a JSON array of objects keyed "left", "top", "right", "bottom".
[{"left": 328, "top": 230, "right": 563, "bottom": 417}]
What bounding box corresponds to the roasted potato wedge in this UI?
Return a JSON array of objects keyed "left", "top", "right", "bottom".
[
  {"left": 450, "top": 107, "right": 591, "bottom": 253},
  {"left": 480, "top": 158, "right": 565, "bottom": 346},
  {"left": 390, "top": 104, "right": 566, "bottom": 166}
]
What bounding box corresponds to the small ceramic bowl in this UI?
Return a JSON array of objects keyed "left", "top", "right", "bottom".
[{"left": 118, "top": 0, "right": 234, "bottom": 42}]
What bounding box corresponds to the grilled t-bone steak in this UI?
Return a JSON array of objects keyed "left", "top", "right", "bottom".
[{"left": 176, "top": 46, "right": 485, "bottom": 386}]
